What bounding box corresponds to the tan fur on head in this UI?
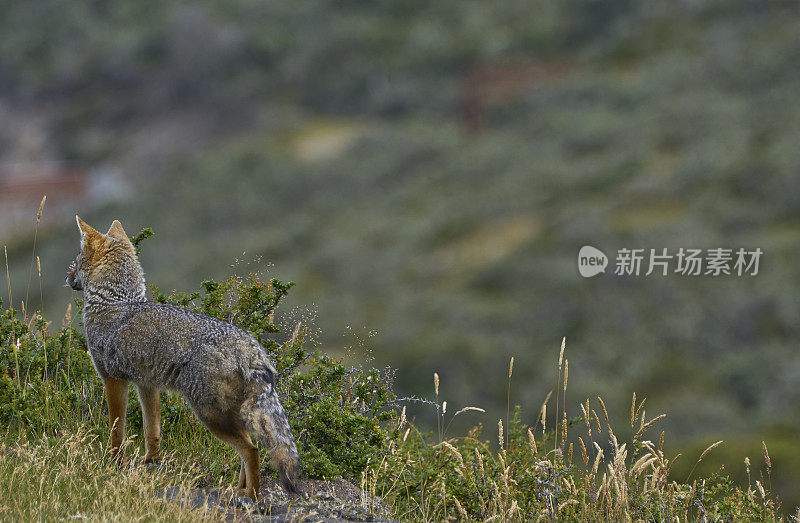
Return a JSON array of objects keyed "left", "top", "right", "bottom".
[
  {"left": 107, "top": 220, "right": 136, "bottom": 253},
  {"left": 76, "top": 215, "right": 109, "bottom": 263},
  {"left": 107, "top": 220, "right": 128, "bottom": 241},
  {"left": 76, "top": 215, "right": 100, "bottom": 241},
  {"left": 76, "top": 217, "right": 135, "bottom": 264}
]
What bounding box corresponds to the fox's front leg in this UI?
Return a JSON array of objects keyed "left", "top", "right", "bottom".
[
  {"left": 104, "top": 377, "right": 129, "bottom": 461},
  {"left": 137, "top": 385, "right": 161, "bottom": 463}
]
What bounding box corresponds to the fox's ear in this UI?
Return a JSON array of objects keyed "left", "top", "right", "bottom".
[
  {"left": 107, "top": 220, "right": 128, "bottom": 241},
  {"left": 76, "top": 215, "right": 103, "bottom": 252},
  {"left": 76, "top": 215, "right": 100, "bottom": 239}
]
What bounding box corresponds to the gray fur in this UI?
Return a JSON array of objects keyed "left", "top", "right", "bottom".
[{"left": 68, "top": 217, "right": 300, "bottom": 496}]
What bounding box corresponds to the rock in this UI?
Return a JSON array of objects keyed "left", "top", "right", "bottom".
[{"left": 159, "top": 477, "right": 395, "bottom": 522}]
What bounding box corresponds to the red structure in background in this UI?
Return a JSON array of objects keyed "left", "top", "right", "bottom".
[
  {"left": 0, "top": 163, "right": 87, "bottom": 239},
  {"left": 460, "top": 59, "right": 571, "bottom": 132}
]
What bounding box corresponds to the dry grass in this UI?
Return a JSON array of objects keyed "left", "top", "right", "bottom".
[
  {"left": 0, "top": 428, "right": 218, "bottom": 521},
  {"left": 364, "top": 339, "right": 786, "bottom": 522}
]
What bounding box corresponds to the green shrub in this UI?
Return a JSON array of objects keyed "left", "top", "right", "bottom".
[
  {"left": 150, "top": 272, "right": 395, "bottom": 481},
  {"left": 0, "top": 302, "right": 101, "bottom": 432}
]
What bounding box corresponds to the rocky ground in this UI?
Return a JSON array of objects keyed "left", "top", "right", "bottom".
[{"left": 160, "top": 477, "right": 395, "bottom": 522}]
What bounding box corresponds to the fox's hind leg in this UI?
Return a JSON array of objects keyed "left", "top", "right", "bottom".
[
  {"left": 104, "top": 377, "right": 128, "bottom": 462},
  {"left": 137, "top": 385, "right": 161, "bottom": 463},
  {"left": 206, "top": 421, "right": 260, "bottom": 499},
  {"left": 237, "top": 460, "right": 247, "bottom": 489}
]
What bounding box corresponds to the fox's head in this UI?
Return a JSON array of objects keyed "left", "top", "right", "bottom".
[{"left": 67, "top": 216, "right": 146, "bottom": 302}]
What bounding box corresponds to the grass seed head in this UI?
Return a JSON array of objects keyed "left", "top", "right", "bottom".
[
  {"left": 597, "top": 396, "right": 609, "bottom": 424},
  {"left": 498, "top": 419, "right": 504, "bottom": 449},
  {"left": 454, "top": 406, "right": 485, "bottom": 416},
  {"left": 453, "top": 496, "right": 468, "bottom": 519},
  {"left": 635, "top": 414, "right": 666, "bottom": 439},
  {"left": 592, "top": 409, "right": 602, "bottom": 432},
  {"left": 635, "top": 397, "right": 647, "bottom": 423},
  {"left": 699, "top": 440, "right": 723, "bottom": 463},
  {"left": 36, "top": 195, "right": 46, "bottom": 223},
  {"left": 579, "top": 436, "right": 588, "bottom": 465},
  {"left": 527, "top": 427, "right": 537, "bottom": 455},
  {"left": 541, "top": 404, "right": 547, "bottom": 433}
]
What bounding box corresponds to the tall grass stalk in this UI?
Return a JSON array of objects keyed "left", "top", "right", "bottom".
[
  {"left": 24, "top": 195, "right": 46, "bottom": 320},
  {"left": 506, "top": 356, "right": 513, "bottom": 452},
  {"left": 554, "top": 336, "right": 565, "bottom": 453},
  {"left": 4, "top": 245, "right": 11, "bottom": 309}
]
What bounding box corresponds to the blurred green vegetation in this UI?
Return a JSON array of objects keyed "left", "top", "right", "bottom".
[{"left": 2, "top": 0, "right": 800, "bottom": 511}]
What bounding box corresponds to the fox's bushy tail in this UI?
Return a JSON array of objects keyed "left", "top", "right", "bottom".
[{"left": 242, "top": 379, "right": 301, "bottom": 493}]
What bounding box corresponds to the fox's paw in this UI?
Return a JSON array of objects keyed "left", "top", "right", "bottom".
[{"left": 143, "top": 454, "right": 160, "bottom": 465}]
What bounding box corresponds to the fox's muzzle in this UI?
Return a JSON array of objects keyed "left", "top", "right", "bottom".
[{"left": 66, "top": 267, "right": 82, "bottom": 290}]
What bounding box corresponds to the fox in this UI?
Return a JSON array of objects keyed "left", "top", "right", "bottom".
[{"left": 66, "top": 216, "right": 301, "bottom": 499}]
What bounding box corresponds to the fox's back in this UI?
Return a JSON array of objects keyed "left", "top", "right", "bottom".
[{"left": 91, "top": 302, "right": 275, "bottom": 411}]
